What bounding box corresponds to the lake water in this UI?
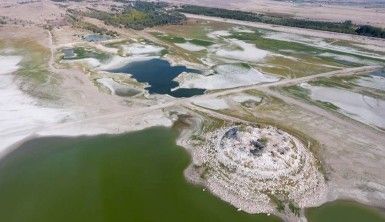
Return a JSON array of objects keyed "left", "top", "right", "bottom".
[
  {"left": 307, "top": 200, "right": 385, "bottom": 222},
  {"left": 108, "top": 58, "right": 205, "bottom": 97},
  {"left": 1, "top": 128, "right": 383, "bottom": 222},
  {"left": 0, "top": 128, "right": 279, "bottom": 222}
]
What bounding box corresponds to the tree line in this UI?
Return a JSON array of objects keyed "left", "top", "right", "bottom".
[
  {"left": 86, "top": 1, "right": 186, "bottom": 30},
  {"left": 178, "top": 5, "right": 385, "bottom": 39}
]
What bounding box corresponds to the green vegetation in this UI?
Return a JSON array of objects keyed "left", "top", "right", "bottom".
[
  {"left": 356, "top": 25, "right": 385, "bottom": 38},
  {"left": 152, "top": 33, "right": 212, "bottom": 47},
  {"left": 230, "top": 30, "right": 384, "bottom": 65},
  {"left": 178, "top": 5, "right": 385, "bottom": 39},
  {"left": 104, "top": 39, "right": 130, "bottom": 48},
  {"left": 189, "top": 39, "right": 213, "bottom": 46},
  {"left": 268, "top": 194, "right": 285, "bottom": 212},
  {"left": 73, "top": 47, "right": 109, "bottom": 61},
  {"left": 224, "top": 30, "right": 383, "bottom": 78},
  {"left": 309, "top": 76, "right": 356, "bottom": 89},
  {"left": 85, "top": 1, "right": 186, "bottom": 30},
  {"left": 268, "top": 194, "right": 301, "bottom": 216},
  {"left": 317, "top": 101, "right": 339, "bottom": 111},
  {"left": 13, "top": 42, "right": 51, "bottom": 85},
  {"left": 63, "top": 47, "right": 110, "bottom": 62},
  {"left": 155, "top": 34, "right": 187, "bottom": 43},
  {"left": 231, "top": 32, "right": 317, "bottom": 54},
  {"left": 284, "top": 85, "right": 311, "bottom": 100},
  {"left": 289, "top": 202, "right": 301, "bottom": 216},
  {"left": 2, "top": 39, "right": 59, "bottom": 100},
  {"left": 308, "top": 74, "right": 385, "bottom": 100},
  {"left": 282, "top": 85, "right": 340, "bottom": 112}
]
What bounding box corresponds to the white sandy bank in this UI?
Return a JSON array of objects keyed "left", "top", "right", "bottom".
[
  {"left": 175, "top": 42, "right": 206, "bottom": 52},
  {"left": 0, "top": 55, "right": 71, "bottom": 156},
  {"left": 356, "top": 74, "right": 385, "bottom": 91},
  {"left": 302, "top": 83, "right": 385, "bottom": 129},
  {"left": 122, "top": 43, "right": 164, "bottom": 55},
  {"left": 174, "top": 64, "right": 278, "bottom": 90},
  {"left": 0, "top": 54, "right": 173, "bottom": 158},
  {"left": 192, "top": 98, "right": 229, "bottom": 110},
  {"left": 212, "top": 39, "right": 268, "bottom": 62}
]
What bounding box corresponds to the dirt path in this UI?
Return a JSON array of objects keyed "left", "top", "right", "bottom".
[
  {"left": 198, "top": 65, "right": 381, "bottom": 99},
  {"left": 184, "top": 103, "right": 251, "bottom": 124}
]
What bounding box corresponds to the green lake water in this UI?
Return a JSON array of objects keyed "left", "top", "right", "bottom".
[
  {"left": 307, "top": 200, "right": 385, "bottom": 222},
  {"left": 0, "top": 127, "right": 384, "bottom": 222},
  {"left": 0, "top": 128, "right": 279, "bottom": 222}
]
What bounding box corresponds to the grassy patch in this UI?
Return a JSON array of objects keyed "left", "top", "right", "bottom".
[
  {"left": 63, "top": 47, "right": 110, "bottom": 62},
  {"left": 157, "top": 34, "right": 187, "bottom": 43},
  {"left": 12, "top": 40, "right": 51, "bottom": 85},
  {"left": 283, "top": 85, "right": 311, "bottom": 100},
  {"left": 268, "top": 194, "right": 285, "bottom": 212},
  {"left": 317, "top": 101, "right": 340, "bottom": 111},
  {"left": 78, "top": 1, "right": 186, "bottom": 30},
  {"left": 104, "top": 40, "right": 130, "bottom": 48},
  {"left": 1, "top": 39, "right": 60, "bottom": 100},
  {"left": 282, "top": 84, "right": 340, "bottom": 112},
  {"left": 289, "top": 202, "right": 301, "bottom": 216},
  {"left": 310, "top": 76, "right": 356, "bottom": 89},
  {"left": 189, "top": 39, "right": 213, "bottom": 46},
  {"left": 253, "top": 35, "right": 319, "bottom": 55}
]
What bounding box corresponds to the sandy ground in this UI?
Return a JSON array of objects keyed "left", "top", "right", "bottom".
[
  {"left": 175, "top": 64, "right": 279, "bottom": 90},
  {"left": 0, "top": 0, "right": 64, "bottom": 25},
  {"left": 0, "top": 54, "right": 70, "bottom": 157},
  {"left": 166, "top": 0, "right": 385, "bottom": 28}
]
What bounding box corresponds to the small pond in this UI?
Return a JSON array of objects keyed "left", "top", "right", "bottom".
[
  {"left": 107, "top": 58, "right": 205, "bottom": 98},
  {"left": 62, "top": 48, "right": 76, "bottom": 59},
  {"left": 83, "top": 34, "right": 111, "bottom": 42}
]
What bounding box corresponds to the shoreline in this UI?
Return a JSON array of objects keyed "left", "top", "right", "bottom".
[
  {"left": 1, "top": 111, "right": 385, "bottom": 222},
  {"left": 175, "top": 114, "right": 326, "bottom": 222},
  {"left": 174, "top": 114, "right": 385, "bottom": 222}
]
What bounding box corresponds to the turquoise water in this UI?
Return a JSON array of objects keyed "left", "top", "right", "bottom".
[
  {"left": 0, "top": 128, "right": 280, "bottom": 222},
  {"left": 108, "top": 58, "right": 205, "bottom": 97}
]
